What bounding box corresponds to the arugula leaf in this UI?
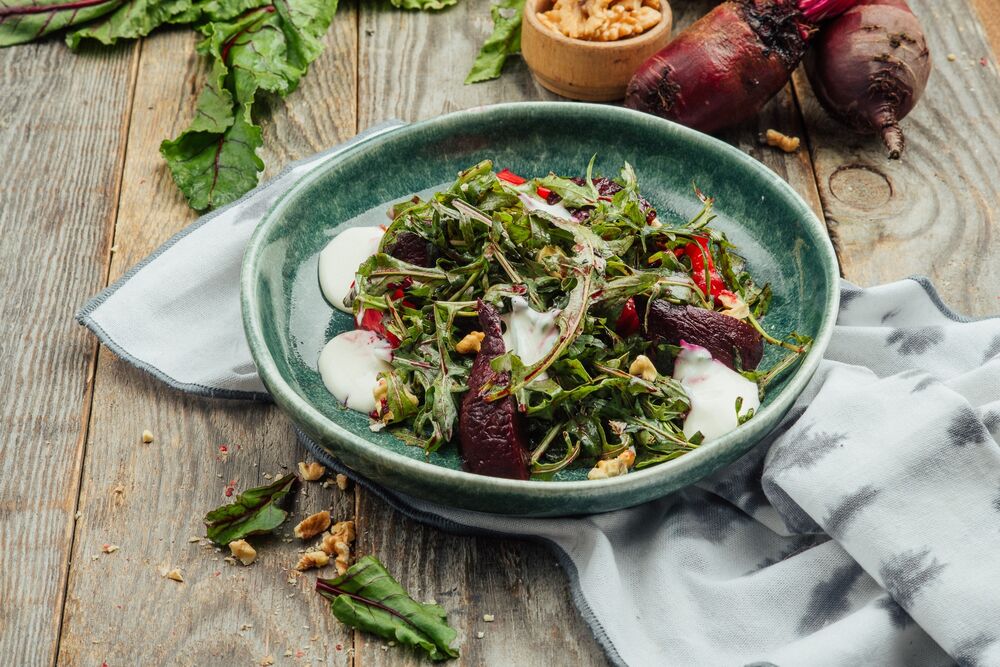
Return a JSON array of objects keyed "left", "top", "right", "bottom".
[
  {"left": 0, "top": 0, "right": 122, "bottom": 47},
  {"left": 317, "top": 556, "right": 460, "bottom": 662},
  {"left": 389, "top": 0, "right": 458, "bottom": 9},
  {"left": 465, "top": 0, "right": 524, "bottom": 84},
  {"left": 203, "top": 473, "right": 297, "bottom": 545},
  {"left": 160, "top": 0, "right": 338, "bottom": 210}
]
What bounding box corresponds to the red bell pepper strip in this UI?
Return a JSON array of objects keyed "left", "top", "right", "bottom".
[
  {"left": 681, "top": 236, "right": 727, "bottom": 299},
  {"left": 615, "top": 297, "right": 641, "bottom": 337},
  {"left": 497, "top": 169, "right": 552, "bottom": 201},
  {"left": 358, "top": 308, "right": 400, "bottom": 347}
]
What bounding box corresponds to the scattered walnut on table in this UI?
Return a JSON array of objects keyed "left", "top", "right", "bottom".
[
  {"left": 163, "top": 568, "right": 184, "bottom": 582},
  {"left": 294, "top": 510, "right": 331, "bottom": 540},
  {"left": 322, "top": 520, "right": 357, "bottom": 575},
  {"left": 297, "top": 461, "right": 326, "bottom": 482},
  {"left": 335, "top": 474, "right": 350, "bottom": 492},
  {"left": 228, "top": 539, "right": 257, "bottom": 565},
  {"left": 765, "top": 129, "right": 801, "bottom": 153},
  {"left": 295, "top": 550, "right": 330, "bottom": 571}
]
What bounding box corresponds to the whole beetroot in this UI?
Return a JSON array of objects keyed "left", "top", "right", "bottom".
[
  {"left": 804, "top": 0, "right": 931, "bottom": 159},
  {"left": 624, "top": 0, "right": 858, "bottom": 134}
]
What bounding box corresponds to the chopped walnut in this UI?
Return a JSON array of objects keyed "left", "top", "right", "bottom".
[
  {"left": 538, "top": 0, "right": 662, "bottom": 42},
  {"left": 336, "top": 474, "right": 350, "bottom": 491},
  {"left": 164, "top": 568, "right": 184, "bottom": 582},
  {"left": 373, "top": 377, "right": 388, "bottom": 404},
  {"left": 455, "top": 331, "right": 486, "bottom": 354},
  {"left": 717, "top": 291, "right": 750, "bottom": 320},
  {"left": 260, "top": 656, "right": 275, "bottom": 667},
  {"left": 228, "top": 539, "right": 257, "bottom": 565},
  {"left": 766, "top": 129, "right": 801, "bottom": 153},
  {"left": 102, "top": 544, "right": 120, "bottom": 554},
  {"left": 294, "top": 510, "right": 331, "bottom": 540},
  {"left": 141, "top": 429, "right": 154, "bottom": 444},
  {"left": 587, "top": 449, "right": 636, "bottom": 480},
  {"left": 628, "top": 354, "right": 658, "bottom": 382},
  {"left": 322, "top": 520, "right": 357, "bottom": 575},
  {"left": 295, "top": 550, "right": 330, "bottom": 571},
  {"left": 297, "top": 461, "right": 326, "bottom": 482}
]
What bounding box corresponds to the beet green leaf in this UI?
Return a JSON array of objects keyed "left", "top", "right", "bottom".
[
  {"left": 203, "top": 473, "right": 297, "bottom": 545},
  {"left": 317, "top": 556, "right": 460, "bottom": 661}
]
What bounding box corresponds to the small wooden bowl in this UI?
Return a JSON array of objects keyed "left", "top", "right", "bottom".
[{"left": 521, "top": 0, "right": 673, "bottom": 102}]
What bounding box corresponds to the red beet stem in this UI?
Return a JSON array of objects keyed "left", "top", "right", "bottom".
[{"left": 799, "top": 0, "right": 858, "bottom": 21}]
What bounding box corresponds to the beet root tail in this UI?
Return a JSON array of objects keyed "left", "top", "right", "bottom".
[{"left": 881, "top": 121, "right": 905, "bottom": 160}]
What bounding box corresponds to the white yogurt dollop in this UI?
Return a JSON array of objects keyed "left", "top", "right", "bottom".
[
  {"left": 318, "top": 226, "right": 385, "bottom": 313},
  {"left": 673, "top": 341, "right": 760, "bottom": 442},
  {"left": 318, "top": 330, "right": 393, "bottom": 413},
  {"left": 502, "top": 296, "right": 561, "bottom": 367}
]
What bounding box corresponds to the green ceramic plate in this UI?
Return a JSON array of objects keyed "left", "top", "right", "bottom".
[{"left": 242, "top": 102, "right": 839, "bottom": 517}]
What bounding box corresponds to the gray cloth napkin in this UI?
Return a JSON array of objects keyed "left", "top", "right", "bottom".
[{"left": 78, "top": 126, "right": 1000, "bottom": 667}]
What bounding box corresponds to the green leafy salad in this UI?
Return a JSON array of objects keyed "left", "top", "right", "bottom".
[{"left": 332, "top": 159, "right": 810, "bottom": 481}]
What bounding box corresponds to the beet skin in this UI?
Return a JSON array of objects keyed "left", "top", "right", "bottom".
[
  {"left": 625, "top": 0, "right": 810, "bottom": 134},
  {"left": 646, "top": 300, "right": 764, "bottom": 371},
  {"left": 384, "top": 231, "right": 434, "bottom": 267},
  {"left": 458, "top": 300, "right": 531, "bottom": 480},
  {"left": 804, "top": 0, "right": 931, "bottom": 159}
]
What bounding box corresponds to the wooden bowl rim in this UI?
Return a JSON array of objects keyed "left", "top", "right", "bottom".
[{"left": 523, "top": 0, "right": 673, "bottom": 50}]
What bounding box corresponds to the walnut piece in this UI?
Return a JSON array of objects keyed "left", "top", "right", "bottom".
[
  {"left": 335, "top": 474, "right": 350, "bottom": 492},
  {"left": 455, "top": 331, "right": 486, "bottom": 354},
  {"left": 164, "top": 568, "right": 184, "bottom": 582},
  {"left": 321, "top": 520, "right": 357, "bottom": 575},
  {"left": 587, "top": 449, "right": 636, "bottom": 480},
  {"left": 228, "top": 539, "right": 257, "bottom": 565},
  {"left": 295, "top": 550, "right": 330, "bottom": 571},
  {"left": 294, "top": 510, "right": 331, "bottom": 540},
  {"left": 718, "top": 291, "right": 750, "bottom": 320},
  {"left": 141, "top": 429, "right": 154, "bottom": 444},
  {"left": 766, "top": 129, "right": 801, "bottom": 153},
  {"left": 538, "top": 0, "right": 661, "bottom": 42},
  {"left": 628, "top": 354, "right": 658, "bottom": 382},
  {"left": 297, "top": 461, "right": 326, "bottom": 482}
]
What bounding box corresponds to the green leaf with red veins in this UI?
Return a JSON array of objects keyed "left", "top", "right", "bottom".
[
  {"left": 203, "top": 473, "right": 298, "bottom": 545},
  {"left": 160, "top": 0, "right": 338, "bottom": 210},
  {"left": 0, "top": 0, "right": 122, "bottom": 47},
  {"left": 317, "top": 556, "right": 460, "bottom": 662}
]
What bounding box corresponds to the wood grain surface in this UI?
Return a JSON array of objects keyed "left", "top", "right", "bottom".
[
  {"left": 56, "top": 14, "right": 359, "bottom": 666},
  {"left": 0, "top": 41, "right": 138, "bottom": 666},
  {"left": 0, "top": 0, "right": 997, "bottom": 665}
]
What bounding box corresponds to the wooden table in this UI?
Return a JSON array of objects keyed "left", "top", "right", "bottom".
[{"left": 2, "top": 1, "right": 998, "bottom": 664}]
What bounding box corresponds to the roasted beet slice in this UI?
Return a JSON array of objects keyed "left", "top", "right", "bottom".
[
  {"left": 458, "top": 300, "right": 530, "bottom": 480},
  {"left": 646, "top": 300, "right": 764, "bottom": 371},
  {"left": 384, "top": 231, "right": 433, "bottom": 267}
]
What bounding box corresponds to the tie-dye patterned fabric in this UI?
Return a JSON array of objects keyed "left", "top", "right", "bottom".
[{"left": 77, "top": 128, "right": 1000, "bottom": 666}]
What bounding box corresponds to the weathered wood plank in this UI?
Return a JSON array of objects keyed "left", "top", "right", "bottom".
[
  {"left": 0, "top": 41, "right": 137, "bottom": 666},
  {"left": 354, "top": 2, "right": 823, "bottom": 666},
  {"left": 792, "top": 0, "right": 1000, "bottom": 316},
  {"left": 56, "top": 10, "right": 360, "bottom": 664},
  {"left": 971, "top": 0, "right": 1000, "bottom": 55}
]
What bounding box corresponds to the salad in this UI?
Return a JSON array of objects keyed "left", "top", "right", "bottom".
[{"left": 316, "top": 160, "right": 810, "bottom": 481}]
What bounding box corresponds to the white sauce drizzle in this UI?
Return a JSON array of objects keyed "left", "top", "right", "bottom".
[
  {"left": 502, "top": 296, "right": 561, "bottom": 368},
  {"left": 673, "top": 341, "right": 760, "bottom": 442},
  {"left": 517, "top": 192, "right": 575, "bottom": 222},
  {"left": 318, "top": 226, "right": 385, "bottom": 313},
  {"left": 318, "top": 330, "right": 392, "bottom": 413}
]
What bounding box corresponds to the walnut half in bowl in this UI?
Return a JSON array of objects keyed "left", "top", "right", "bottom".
[
  {"left": 521, "top": 0, "right": 673, "bottom": 101},
  {"left": 538, "top": 0, "right": 663, "bottom": 43}
]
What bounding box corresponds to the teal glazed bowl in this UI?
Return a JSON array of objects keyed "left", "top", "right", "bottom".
[{"left": 242, "top": 102, "right": 839, "bottom": 517}]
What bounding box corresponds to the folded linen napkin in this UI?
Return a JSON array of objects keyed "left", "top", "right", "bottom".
[{"left": 78, "top": 126, "right": 1000, "bottom": 667}]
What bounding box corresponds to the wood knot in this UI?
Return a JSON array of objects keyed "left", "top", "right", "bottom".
[{"left": 828, "top": 165, "right": 893, "bottom": 211}]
